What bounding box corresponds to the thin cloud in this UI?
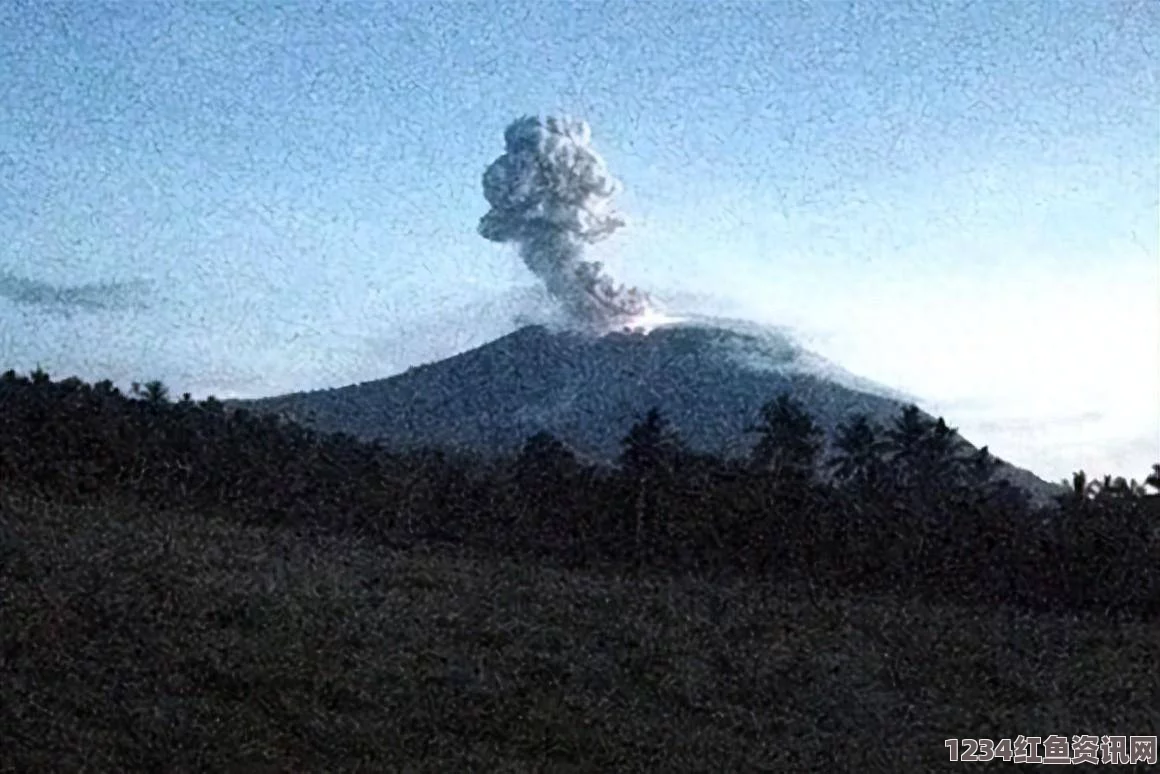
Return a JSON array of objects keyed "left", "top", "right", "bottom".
[{"left": 0, "top": 270, "right": 150, "bottom": 313}]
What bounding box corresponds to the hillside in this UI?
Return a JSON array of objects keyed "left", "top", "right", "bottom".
[
  {"left": 239, "top": 317, "right": 1057, "bottom": 500},
  {"left": 3, "top": 493, "right": 1156, "bottom": 772}
]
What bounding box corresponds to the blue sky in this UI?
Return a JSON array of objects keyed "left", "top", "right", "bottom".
[{"left": 0, "top": 0, "right": 1156, "bottom": 482}]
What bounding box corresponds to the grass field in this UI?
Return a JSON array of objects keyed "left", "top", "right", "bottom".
[{"left": 2, "top": 492, "right": 1157, "bottom": 772}]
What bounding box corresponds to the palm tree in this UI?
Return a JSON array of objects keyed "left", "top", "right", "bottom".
[
  {"left": 1088, "top": 474, "right": 1109, "bottom": 499},
  {"left": 1059, "top": 470, "right": 1095, "bottom": 503},
  {"left": 1081, "top": 474, "right": 1146, "bottom": 502},
  {"left": 885, "top": 404, "right": 931, "bottom": 475},
  {"left": 748, "top": 393, "right": 823, "bottom": 485},
  {"left": 140, "top": 379, "right": 170, "bottom": 404},
  {"left": 884, "top": 405, "right": 974, "bottom": 509},
  {"left": 829, "top": 414, "right": 889, "bottom": 494}
]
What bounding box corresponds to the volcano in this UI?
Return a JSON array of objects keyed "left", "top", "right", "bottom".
[{"left": 236, "top": 316, "right": 1055, "bottom": 500}]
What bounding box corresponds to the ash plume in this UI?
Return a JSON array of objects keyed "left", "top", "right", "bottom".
[{"left": 479, "top": 115, "right": 651, "bottom": 331}]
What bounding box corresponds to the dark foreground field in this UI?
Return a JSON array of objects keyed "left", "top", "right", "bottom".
[{"left": 2, "top": 492, "right": 1157, "bottom": 772}]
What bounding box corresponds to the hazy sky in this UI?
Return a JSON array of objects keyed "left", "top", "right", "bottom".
[{"left": 0, "top": 0, "right": 1156, "bottom": 483}]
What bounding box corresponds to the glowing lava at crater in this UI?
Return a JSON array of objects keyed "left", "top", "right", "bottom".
[{"left": 620, "top": 306, "right": 686, "bottom": 335}]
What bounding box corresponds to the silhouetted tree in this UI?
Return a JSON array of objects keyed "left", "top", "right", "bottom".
[
  {"left": 3, "top": 364, "right": 1155, "bottom": 619},
  {"left": 883, "top": 405, "right": 973, "bottom": 512},
  {"left": 1146, "top": 464, "right": 1160, "bottom": 494},
  {"left": 884, "top": 404, "right": 931, "bottom": 481},
  {"left": 1057, "top": 470, "right": 1096, "bottom": 507},
  {"left": 140, "top": 380, "right": 170, "bottom": 404},
  {"left": 1091, "top": 475, "right": 1147, "bottom": 502},
  {"left": 201, "top": 395, "right": 225, "bottom": 414},
  {"left": 92, "top": 379, "right": 120, "bottom": 398},
  {"left": 924, "top": 417, "right": 962, "bottom": 479},
  {"left": 511, "top": 431, "right": 579, "bottom": 545},
  {"left": 742, "top": 394, "right": 826, "bottom": 576},
  {"left": 829, "top": 414, "right": 889, "bottom": 496},
  {"left": 748, "top": 393, "right": 823, "bottom": 488},
  {"left": 619, "top": 408, "right": 682, "bottom": 479},
  {"left": 618, "top": 408, "right": 685, "bottom": 565},
  {"left": 517, "top": 431, "right": 576, "bottom": 483},
  {"left": 959, "top": 445, "right": 1000, "bottom": 489}
]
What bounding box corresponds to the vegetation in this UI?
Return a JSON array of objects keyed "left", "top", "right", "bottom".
[
  {"left": 2, "top": 367, "right": 1155, "bottom": 617},
  {"left": 1, "top": 491, "right": 1155, "bottom": 771},
  {"left": 1, "top": 367, "right": 1158, "bottom": 770}
]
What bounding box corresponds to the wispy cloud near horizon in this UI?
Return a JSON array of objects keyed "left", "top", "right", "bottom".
[{"left": 0, "top": 270, "right": 151, "bottom": 313}]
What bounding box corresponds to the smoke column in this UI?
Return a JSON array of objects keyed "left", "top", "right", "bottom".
[{"left": 479, "top": 116, "right": 652, "bottom": 331}]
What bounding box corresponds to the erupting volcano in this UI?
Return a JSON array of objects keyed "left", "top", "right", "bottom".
[{"left": 234, "top": 115, "right": 1055, "bottom": 501}]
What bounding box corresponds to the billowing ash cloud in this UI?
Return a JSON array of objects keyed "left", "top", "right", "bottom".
[{"left": 479, "top": 115, "right": 651, "bottom": 330}]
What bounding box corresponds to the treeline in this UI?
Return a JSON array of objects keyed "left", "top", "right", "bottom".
[{"left": 1, "top": 368, "right": 1158, "bottom": 619}]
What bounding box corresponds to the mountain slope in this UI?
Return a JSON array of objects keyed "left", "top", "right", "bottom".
[{"left": 237, "top": 316, "right": 1056, "bottom": 499}]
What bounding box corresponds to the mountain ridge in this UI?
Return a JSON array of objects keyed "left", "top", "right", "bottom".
[{"left": 235, "top": 317, "right": 1058, "bottom": 501}]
